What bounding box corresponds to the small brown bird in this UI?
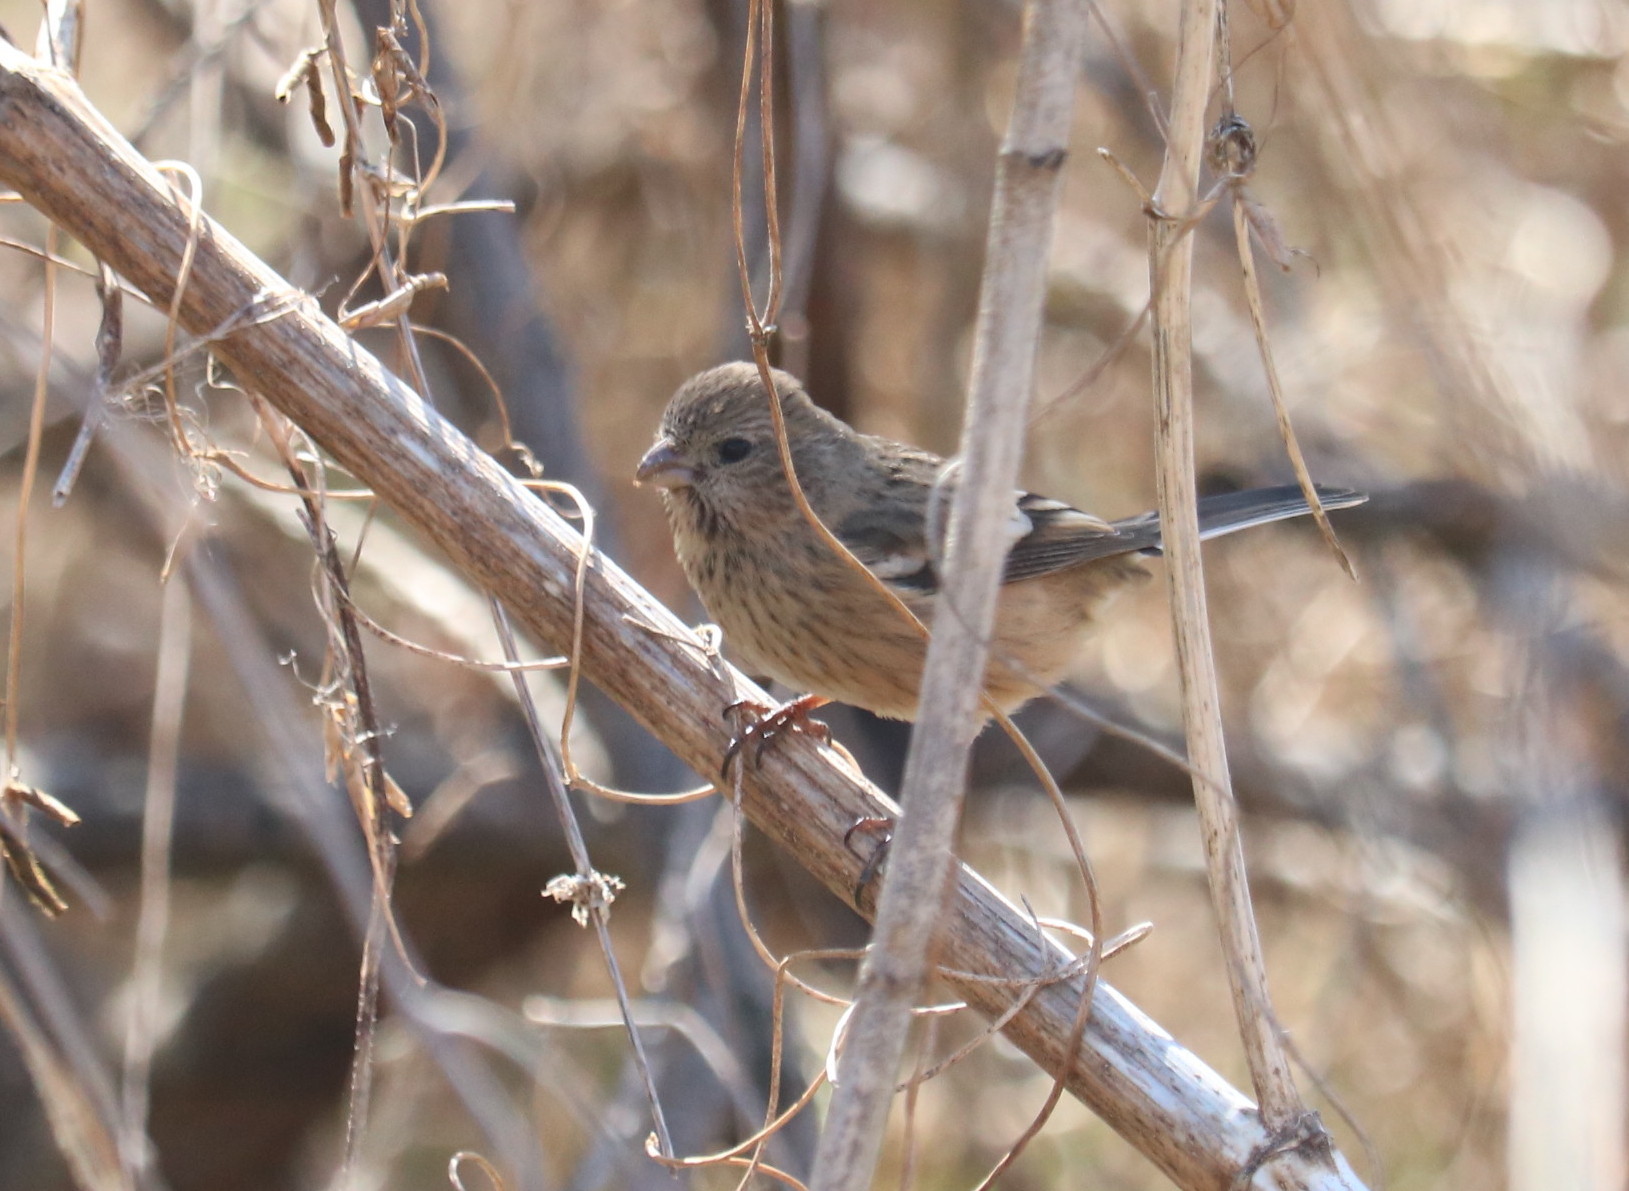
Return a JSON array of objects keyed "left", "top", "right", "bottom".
[{"left": 637, "top": 362, "right": 1364, "bottom": 722}]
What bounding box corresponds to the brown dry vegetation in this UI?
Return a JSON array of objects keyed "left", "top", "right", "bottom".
[{"left": 0, "top": 0, "right": 1624, "bottom": 1189}]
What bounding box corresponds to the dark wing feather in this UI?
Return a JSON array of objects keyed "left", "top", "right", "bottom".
[
  {"left": 834, "top": 442, "right": 940, "bottom": 593},
  {"left": 835, "top": 501, "right": 938, "bottom": 592},
  {"left": 1001, "top": 483, "right": 1369, "bottom": 577},
  {"left": 837, "top": 439, "right": 1368, "bottom": 594},
  {"left": 999, "top": 494, "right": 1135, "bottom": 582},
  {"left": 836, "top": 440, "right": 1138, "bottom": 592},
  {"left": 1128, "top": 484, "right": 1368, "bottom": 555}
]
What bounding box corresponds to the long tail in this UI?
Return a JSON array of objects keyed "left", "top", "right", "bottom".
[{"left": 1113, "top": 484, "right": 1367, "bottom": 555}]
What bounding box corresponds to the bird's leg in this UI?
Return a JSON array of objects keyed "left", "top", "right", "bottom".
[{"left": 721, "top": 693, "right": 832, "bottom": 778}]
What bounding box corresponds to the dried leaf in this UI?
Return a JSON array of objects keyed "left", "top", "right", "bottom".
[
  {"left": 1240, "top": 189, "right": 1314, "bottom": 275},
  {"left": 6, "top": 781, "right": 80, "bottom": 827},
  {"left": 0, "top": 815, "right": 69, "bottom": 916}
]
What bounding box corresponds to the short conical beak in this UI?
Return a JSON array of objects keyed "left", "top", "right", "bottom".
[{"left": 635, "top": 439, "right": 695, "bottom": 489}]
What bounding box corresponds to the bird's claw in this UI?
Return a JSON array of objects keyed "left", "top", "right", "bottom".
[
  {"left": 720, "top": 694, "right": 832, "bottom": 779},
  {"left": 844, "top": 816, "right": 894, "bottom": 903}
]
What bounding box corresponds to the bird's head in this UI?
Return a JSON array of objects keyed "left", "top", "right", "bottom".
[{"left": 636, "top": 363, "right": 850, "bottom": 533}]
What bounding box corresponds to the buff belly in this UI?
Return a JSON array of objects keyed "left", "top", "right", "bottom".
[{"left": 681, "top": 529, "right": 1148, "bottom": 720}]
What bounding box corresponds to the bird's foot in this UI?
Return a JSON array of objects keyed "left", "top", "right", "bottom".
[
  {"left": 844, "top": 816, "right": 894, "bottom": 903},
  {"left": 721, "top": 694, "right": 833, "bottom": 779}
]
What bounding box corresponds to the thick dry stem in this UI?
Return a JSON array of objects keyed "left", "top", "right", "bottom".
[{"left": 809, "top": 2, "right": 1090, "bottom": 1190}]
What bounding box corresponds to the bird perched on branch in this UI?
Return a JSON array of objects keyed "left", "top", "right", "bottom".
[{"left": 637, "top": 362, "right": 1364, "bottom": 725}]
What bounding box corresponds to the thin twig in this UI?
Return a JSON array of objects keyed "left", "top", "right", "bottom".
[
  {"left": 0, "top": 210, "right": 68, "bottom": 914},
  {"left": 1147, "top": 0, "right": 1306, "bottom": 1138},
  {"left": 0, "top": 951, "right": 126, "bottom": 1190},
  {"left": 1218, "top": 116, "right": 1354, "bottom": 579},
  {"left": 53, "top": 261, "right": 121, "bottom": 506},
  {"left": 248, "top": 398, "right": 412, "bottom": 1180},
  {"left": 119, "top": 575, "right": 192, "bottom": 1178},
  {"left": 6, "top": 222, "right": 53, "bottom": 777},
  {"left": 490, "top": 604, "right": 675, "bottom": 1159}
]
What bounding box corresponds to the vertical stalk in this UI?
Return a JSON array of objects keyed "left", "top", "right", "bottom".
[
  {"left": 807, "top": 3, "right": 1089, "bottom": 1189},
  {"left": 1148, "top": 0, "right": 1303, "bottom": 1131}
]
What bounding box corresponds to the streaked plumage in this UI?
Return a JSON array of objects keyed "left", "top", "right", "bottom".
[{"left": 637, "top": 362, "right": 1364, "bottom": 719}]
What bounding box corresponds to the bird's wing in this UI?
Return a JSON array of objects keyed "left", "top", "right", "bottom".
[
  {"left": 835, "top": 504, "right": 938, "bottom": 593},
  {"left": 833, "top": 445, "right": 940, "bottom": 594},
  {"left": 838, "top": 468, "right": 1368, "bottom": 592},
  {"left": 999, "top": 493, "right": 1135, "bottom": 582},
  {"left": 835, "top": 440, "right": 1136, "bottom": 591}
]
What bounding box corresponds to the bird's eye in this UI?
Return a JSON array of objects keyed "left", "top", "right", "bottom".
[{"left": 716, "top": 437, "right": 753, "bottom": 464}]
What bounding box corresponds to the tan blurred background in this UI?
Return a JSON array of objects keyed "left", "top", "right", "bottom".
[{"left": 0, "top": 0, "right": 1624, "bottom": 1188}]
